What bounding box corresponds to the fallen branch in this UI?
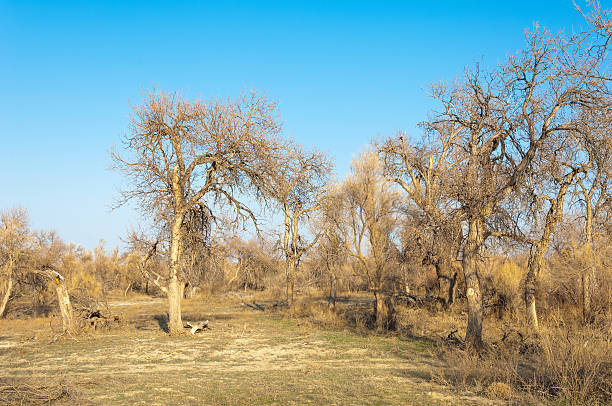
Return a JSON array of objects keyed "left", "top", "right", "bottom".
[{"left": 184, "top": 320, "right": 209, "bottom": 334}]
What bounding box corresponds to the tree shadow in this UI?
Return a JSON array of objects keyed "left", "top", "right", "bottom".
[{"left": 153, "top": 314, "right": 169, "bottom": 333}]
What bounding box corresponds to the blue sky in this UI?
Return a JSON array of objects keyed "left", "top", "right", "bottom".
[{"left": 0, "top": 0, "right": 596, "bottom": 249}]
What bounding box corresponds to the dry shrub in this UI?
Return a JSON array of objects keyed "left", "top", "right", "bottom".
[
  {"left": 288, "top": 300, "right": 345, "bottom": 328},
  {"left": 395, "top": 305, "right": 462, "bottom": 339},
  {"left": 436, "top": 343, "right": 521, "bottom": 395},
  {"left": 436, "top": 323, "right": 612, "bottom": 405},
  {"left": 535, "top": 325, "right": 612, "bottom": 405},
  {"left": 481, "top": 258, "right": 525, "bottom": 320},
  {"left": 0, "top": 376, "right": 80, "bottom": 405}
]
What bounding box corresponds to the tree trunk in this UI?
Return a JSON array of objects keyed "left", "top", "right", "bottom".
[
  {"left": 167, "top": 213, "right": 185, "bottom": 335},
  {"left": 168, "top": 275, "right": 183, "bottom": 335},
  {"left": 524, "top": 266, "right": 539, "bottom": 333},
  {"left": 328, "top": 273, "right": 336, "bottom": 309},
  {"left": 524, "top": 173, "right": 573, "bottom": 333},
  {"left": 463, "top": 219, "right": 484, "bottom": 351},
  {"left": 286, "top": 257, "right": 295, "bottom": 308},
  {"left": 436, "top": 259, "right": 457, "bottom": 308},
  {"left": 582, "top": 272, "right": 592, "bottom": 323},
  {"left": 0, "top": 276, "right": 14, "bottom": 318},
  {"left": 524, "top": 246, "right": 545, "bottom": 335},
  {"left": 448, "top": 270, "right": 458, "bottom": 306},
  {"left": 53, "top": 273, "right": 76, "bottom": 335},
  {"left": 583, "top": 204, "right": 594, "bottom": 324},
  {"left": 123, "top": 282, "right": 132, "bottom": 297},
  {"left": 374, "top": 291, "right": 395, "bottom": 330}
]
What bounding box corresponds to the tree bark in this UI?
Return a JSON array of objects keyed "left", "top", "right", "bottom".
[
  {"left": 167, "top": 213, "right": 184, "bottom": 335},
  {"left": 0, "top": 276, "right": 13, "bottom": 318},
  {"left": 168, "top": 275, "right": 183, "bottom": 334},
  {"left": 286, "top": 257, "right": 295, "bottom": 308},
  {"left": 524, "top": 266, "right": 539, "bottom": 333},
  {"left": 463, "top": 219, "right": 484, "bottom": 351},
  {"left": 583, "top": 201, "right": 594, "bottom": 324},
  {"left": 374, "top": 291, "right": 395, "bottom": 330},
  {"left": 525, "top": 243, "right": 546, "bottom": 335},
  {"left": 54, "top": 274, "right": 76, "bottom": 335},
  {"left": 328, "top": 273, "right": 336, "bottom": 309}
]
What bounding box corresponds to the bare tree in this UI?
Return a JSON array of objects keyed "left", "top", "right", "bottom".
[
  {"left": 519, "top": 156, "right": 586, "bottom": 333},
  {"left": 0, "top": 207, "right": 32, "bottom": 318},
  {"left": 36, "top": 265, "right": 77, "bottom": 336},
  {"left": 418, "top": 26, "right": 608, "bottom": 349},
  {"left": 111, "top": 90, "right": 285, "bottom": 335},
  {"left": 338, "top": 150, "right": 400, "bottom": 329},
  {"left": 379, "top": 133, "right": 464, "bottom": 308},
  {"left": 269, "top": 144, "right": 332, "bottom": 307},
  {"left": 575, "top": 110, "right": 612, "bottom": 321},
  {"left": 315, "top": 183, "right": 349, "bottom": 308}
]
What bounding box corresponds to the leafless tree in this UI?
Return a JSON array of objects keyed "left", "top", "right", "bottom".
[
  {"left": 379, "top": 132, "right": 464, "bottom": 308},
  {"left": 111, "top": 90, "right": 285, "bottom": 334},
  {"left": 0, "top": 207, "right": 32, "bottom": 317},
  {"left": 315, "top": 182, "right": 349, "bottom": 308},
  {"left": 416, "top": 26, "right": 608, "bottom": 349},
  {"left": 514, "top": 132, "right": 588, "bottom": 333},
  {"left": 337, "top": 150, "right": 400, "bottom": 329},
  {"left": 574, "top": 109, "right": 612, "bottom": 321},
  {"left": 269, "top": 144, "right": 332, "bottom": 307}
]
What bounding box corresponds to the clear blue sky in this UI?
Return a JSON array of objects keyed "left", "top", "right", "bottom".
[{"left": 0, "top": 0, "right": 597, "bottom": 250}]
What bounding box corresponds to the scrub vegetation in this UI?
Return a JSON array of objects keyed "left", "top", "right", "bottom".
[{"left": 1, "top": 2, "right": 611, "bottom": 404}]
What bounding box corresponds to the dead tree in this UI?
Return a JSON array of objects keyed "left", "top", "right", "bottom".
[{"left": 37, "top": 265, "right": 77, "bottom": 336}]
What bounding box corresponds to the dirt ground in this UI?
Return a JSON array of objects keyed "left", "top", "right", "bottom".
[{"left": 0, "top": 294, "right": 500, "bottom": 405}]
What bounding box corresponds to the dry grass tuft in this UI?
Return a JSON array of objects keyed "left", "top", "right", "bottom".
[
  {"left": 0, "top": 376, "right": 81, "bottom": 405},
  {"left": 485, "top": 381, "right": 514, "bottom": 400}
]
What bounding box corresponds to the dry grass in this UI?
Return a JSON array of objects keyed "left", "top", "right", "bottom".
[
  {"left": 434, "top": 322, "right": 612, "bottom": 405},
  {"left": 0, "top": 293, "right": 498, "bottom": 405},
  {"left": 0, "top": 376, "right": 80, "bottom": 405}
]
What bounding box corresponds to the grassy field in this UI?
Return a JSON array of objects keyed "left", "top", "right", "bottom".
[{"left": 0, "top": 294, "right": 500, "bottom": 405}]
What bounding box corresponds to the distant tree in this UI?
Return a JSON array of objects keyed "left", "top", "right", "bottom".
[
  {"left": 339, "top": 150, "right": 400, "bottom": 329},
  {"left": 0, "top": 207, "right": 32, "bottom": 317},
  {"left": 316, "top": 183, "right": 349, "bottom": 308},
  {"left": 269, "top": 144, "right": 332, "bottom": 307},
  {"left": 111, "top": 90, "right": 285, "bottom": 335}
]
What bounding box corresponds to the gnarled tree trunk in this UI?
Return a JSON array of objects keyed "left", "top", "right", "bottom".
[{"left": 463, "top": 219, "right": 484, "bottom": 351}]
